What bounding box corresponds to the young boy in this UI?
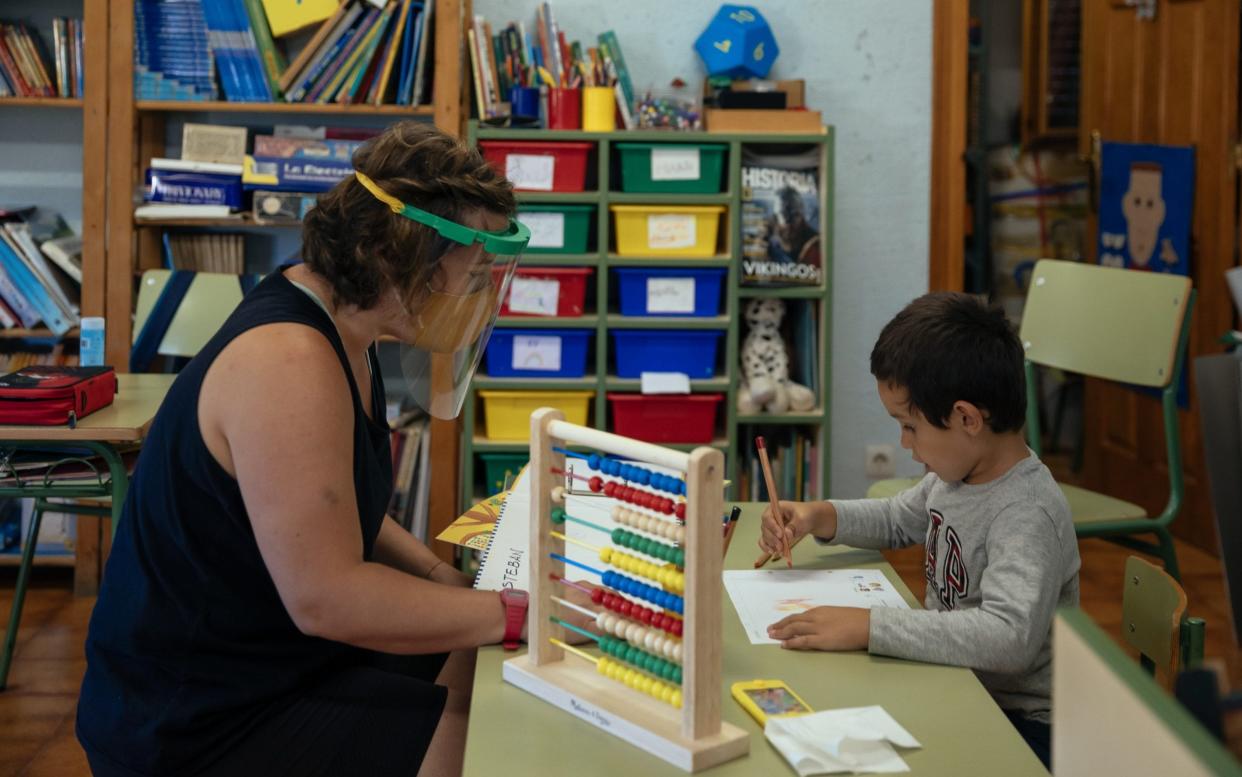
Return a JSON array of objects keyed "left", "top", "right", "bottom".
[{"left": 759, "top": 292, "right": 1080, "bottom": 768}]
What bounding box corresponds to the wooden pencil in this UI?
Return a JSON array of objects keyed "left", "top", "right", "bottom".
[{"left": 752, "top": 436, "right": 792, "bottom": 568}]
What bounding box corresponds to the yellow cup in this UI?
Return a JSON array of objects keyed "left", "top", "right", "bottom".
[{"left": 581, "top": 86, "right": 616, "bottom": 132}]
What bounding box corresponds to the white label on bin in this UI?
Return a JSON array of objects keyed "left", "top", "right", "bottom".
[
  {"left": 647, "top": 214, "right": 697, "bottom": 249},
  {"left": 651, "top": 147, "right": 701, "bottom": 181},
  {"left": 646, "top": 277, "right": 696, "bottom": 313},
  {"left": 505, "top": 154, "right": 555, "bottom": 191},
  {"left": 640, "top": 372, "right": 691, "bottom": 395},
  {"left": 512, "top": 335, "right": 562, "bottom": 372},
  {"left": 520, "top": 212, "right": 565, "bottom": 248},
  {"left": 508, "top": 277, "right": 561, "bottom": 316}
]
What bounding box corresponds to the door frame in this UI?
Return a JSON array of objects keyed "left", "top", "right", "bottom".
[{"left": 930, "top": 0, "right": 969, "bottom": 292}]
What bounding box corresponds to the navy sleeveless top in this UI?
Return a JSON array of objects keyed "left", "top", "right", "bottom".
[{"left": 77, "top": 269, "right": 393, "bottom": 775}]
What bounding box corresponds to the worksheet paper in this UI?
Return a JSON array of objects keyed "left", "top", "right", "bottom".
[{"left": 723, "top": 569, "right": 910, "bottom": 645}]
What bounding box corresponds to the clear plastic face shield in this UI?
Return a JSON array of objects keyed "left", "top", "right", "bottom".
[{"left": 355, "top": 172, "right": 529, "bottom": 419}]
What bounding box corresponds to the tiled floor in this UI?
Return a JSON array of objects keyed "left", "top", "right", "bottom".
[{"left": 1, "top": 535, "right": 1240, "bottom": 775}]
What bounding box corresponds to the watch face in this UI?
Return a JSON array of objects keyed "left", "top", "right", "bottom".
[{"left": 503, "top": 588, "right": 529, "bottom": 604}]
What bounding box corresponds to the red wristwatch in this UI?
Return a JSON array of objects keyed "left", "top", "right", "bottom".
[{"left": 499, "top": 588, "right": 529, "bottom": 650}]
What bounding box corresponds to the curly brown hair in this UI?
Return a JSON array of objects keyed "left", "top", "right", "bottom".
[{"left": 302, "top": 121, "right": 516, "bottom": 310}]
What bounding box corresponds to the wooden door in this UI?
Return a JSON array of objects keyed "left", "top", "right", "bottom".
[{"left": 1079, "top": 0, "right": 1240, "bottom": 551}]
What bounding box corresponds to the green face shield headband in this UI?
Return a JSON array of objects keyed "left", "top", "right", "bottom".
[{"left": 355, "top": 171, "right": 530, "bottom": 255}]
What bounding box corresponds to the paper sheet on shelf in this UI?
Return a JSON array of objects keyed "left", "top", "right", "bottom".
[
  {"left": 765, "top": 706, "right": 922, "bottom": 775},
  {"left": 723, "top": 568, "right": 910, "bottom": 645}
]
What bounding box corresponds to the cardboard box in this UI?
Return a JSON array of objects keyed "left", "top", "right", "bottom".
[
  {"left": 704, "top": 108, "right": 823, "bottom": 134},
  {"left": 730, "top": 78, "right": 806, "bottom": 109}
]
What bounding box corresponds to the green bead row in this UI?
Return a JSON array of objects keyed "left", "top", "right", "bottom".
[
  {"left": 598, "top": 635, "right": 683, "bottom": 685},
  {"left": 610, "top": 528, "right": 685, "bottom": 569}
]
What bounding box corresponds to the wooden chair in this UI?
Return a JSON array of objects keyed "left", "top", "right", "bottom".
[
  {"left": 1122, "top": 555, "right": 1205, "bottom": 685},
  {"left": 867, "top": 261, "right": 1194, "bottom": 580},
  {"left": 1022, "top": 259, "right": 1194, "bottom": 580}
]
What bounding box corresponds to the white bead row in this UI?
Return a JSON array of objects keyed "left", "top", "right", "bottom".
[
  {"left": 595, "top": 610, "right": 684, "bottom": 664},
  {"left": 611, "top": 506, "right": 685, "bottom": 544}
]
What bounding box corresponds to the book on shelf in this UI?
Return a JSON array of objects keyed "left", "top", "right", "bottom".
[
  {"left": 262, "top": 0, "right": 341, "bottom": 38},
  {"left": 740, "top": 146, "right": 824, "bottom": 288},
  {"left": 0, "top": 19, "right": 82, "bottom": 98},
  {"left": 736, "top": 426, "right": 820, "bottom": 502},
  {"left": 134, "top": 1, "right": 216, "bottom": 101},
  {"left": 388, "top": 412, "right": 431, "bottom": 540},
  {"left": 243, "top": 155, "right": 352, "bottom": 192},
  {"left": 182, "top": 123, "right": 248, "bottom": 166},
  {"left": 40, "top": 236, "right": 82, "bottom": 284},
  {"left": 0, "top": 209, "right": 81, "bottom": 336},
  {"left": 253, "top": 134, "right": 363, "bottom": 160},
  {"left": 142, "top": 157, "right": 244, "bottom": 215},
  {"left": 163, "top": 233, "right": 246, "bottom": 274},
  {"left": 134, "top": 203, "right": 237, "bottom": 221}
]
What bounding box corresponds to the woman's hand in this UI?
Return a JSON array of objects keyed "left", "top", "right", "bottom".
[{"left": 767, "top": 606, "right": 870, "bottom": 651}]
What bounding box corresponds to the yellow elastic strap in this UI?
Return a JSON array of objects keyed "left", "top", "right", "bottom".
[{"left": 355, "top": 171, "right": 405, "bottom": 214}]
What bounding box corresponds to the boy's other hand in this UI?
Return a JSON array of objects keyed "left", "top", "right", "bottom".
[
  {"left": 758, "top": 500, "right": 834, "bottom": 558},
  {"left": 767, "top": 606, "right": 870, "bottom": 651}
]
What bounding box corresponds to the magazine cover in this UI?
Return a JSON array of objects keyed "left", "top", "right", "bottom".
[{"left": 741, "top": 147, "right": 823, "bottom": 287}]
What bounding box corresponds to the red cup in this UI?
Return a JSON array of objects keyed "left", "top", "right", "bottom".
[{"left": 547, "top": 88, "right": 581, "bottom": 130}]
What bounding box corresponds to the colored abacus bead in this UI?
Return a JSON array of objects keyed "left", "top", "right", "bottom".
[
  {"left": 551, "top": 486, "right": 566, "bottom": 504},
  {"left": 589, "top": 476, "right": 604, "bottom": 492},
  {"left": 675, "top": 502, "right": 687, "bottom": 519},
  {"left": 550, "top": 508, "right": 566, "bottom": 524},
  {"left": 587, "top": 453, "right": 602, "bottom": 470}
]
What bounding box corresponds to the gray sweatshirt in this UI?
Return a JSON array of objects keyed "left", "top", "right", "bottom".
[{"left": 828, "top": 454, "right": 1080, "bottom": 721}]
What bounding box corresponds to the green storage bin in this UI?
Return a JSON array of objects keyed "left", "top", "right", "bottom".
[
  {"left": 479, "top": 452, "right": 529, "bottom": 494},
  {"left": 517, "top": 203, "right": 594, "bottom": 254},
  {"left": 615, "top": 142, "right": 727, "bottom": 194}
]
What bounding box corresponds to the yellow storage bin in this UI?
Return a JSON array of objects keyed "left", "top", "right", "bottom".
[
  {"left": 478, "top": 390, "right": 594, "bottom": 441},
  {"left": 610, "top": 204, "right": 725, "bottom": 258}
]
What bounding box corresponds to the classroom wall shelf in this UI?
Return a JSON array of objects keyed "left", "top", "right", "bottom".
[
  {"left": 133, "top": 101, "right": 436, "bottom": 116},
  {"left": 0, "top": 97, "right": 84, "bottom": 108},
  {"left": 0, "top": 328, "right": 81, "bottom": 340},
  {"left": 460, "top": 123, "right": 834, "bottom": 509}
]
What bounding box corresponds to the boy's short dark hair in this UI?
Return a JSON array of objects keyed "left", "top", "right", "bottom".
[{"left": 870, "top": 292, "right": 1025, "bottom": 433}]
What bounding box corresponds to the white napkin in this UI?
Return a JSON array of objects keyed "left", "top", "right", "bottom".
[{"left": 764, "top": 706, "right": 922, "bottom": 775}]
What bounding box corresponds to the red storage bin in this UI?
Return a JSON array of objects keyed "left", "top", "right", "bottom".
[
  {"left": 479, "top": 140, "right": 593, "bottom": 192},
  {"left": 608, "top": 393, "right": 723, "bottom": 444},
  {"left": 496, "top": 267, "right": 593, "bottom": 317}
]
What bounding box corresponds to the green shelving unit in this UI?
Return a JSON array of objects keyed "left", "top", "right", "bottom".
[{"left": 460, "top": 123, "right": 835, "bottom": 509}]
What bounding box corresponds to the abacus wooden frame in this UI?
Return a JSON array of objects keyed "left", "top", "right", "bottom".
[{"left": 501, "top": 406, "right": 749, "bottom": 772}]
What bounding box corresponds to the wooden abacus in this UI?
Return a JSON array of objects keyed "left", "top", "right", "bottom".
[{"left": 502, "top": 408, "right": 750, "bottom": 772}]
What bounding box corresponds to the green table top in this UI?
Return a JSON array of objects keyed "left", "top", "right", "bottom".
[{"left": 462, "top": 502, "right": 1048, "bottom": 776}]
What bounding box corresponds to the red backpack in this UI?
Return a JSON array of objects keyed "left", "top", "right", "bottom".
[{"left": 0, "top": 366, "right": 118, "bottom": 427}]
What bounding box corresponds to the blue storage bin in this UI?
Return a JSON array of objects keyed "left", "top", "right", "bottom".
[
  {"left": 614, "top": 267, "right": 726, "bottom": 317},
  {"left": 486, "top": 329, "right": 592, "bottom": 378},
  {"left": 611, "top": 330, "right": 723, "bottom": 379}
]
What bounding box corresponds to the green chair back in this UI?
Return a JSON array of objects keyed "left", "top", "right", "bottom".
[
  {"left": 1122, "top": 556, "right": 1205, "bottom": 682},
  {"left": 1019, "top": 259, "right": 1191, "bottom": 388},
  {"left": 133, "top": 269, "right": 248, "bottom": 358}
]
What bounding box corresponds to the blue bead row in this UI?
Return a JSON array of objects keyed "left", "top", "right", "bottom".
[
  {"left": 586, "top": 453, "right": 686, "bottom": 496},
  {"left": 601, "top": 570, "right": 685, "bottom": 615}
]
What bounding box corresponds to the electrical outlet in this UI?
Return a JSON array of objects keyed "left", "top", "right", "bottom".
[{"left": 865, "top": 444, "right": 896, "bottom": 479}]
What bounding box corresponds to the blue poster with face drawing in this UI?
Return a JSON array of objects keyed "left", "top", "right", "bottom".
[{"left": 1097, "top": 141, "right": 1194, "bottom": 276}]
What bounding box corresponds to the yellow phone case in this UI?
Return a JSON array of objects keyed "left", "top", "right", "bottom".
[{"left": 730, "top": 679, "right": 814, "bottom": 727}]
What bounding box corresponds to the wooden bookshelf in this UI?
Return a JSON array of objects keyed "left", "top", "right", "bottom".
[
  {"left": 0, "top": 554, "right": 76, "bottom": 568},
  {"left": 135, "top": 100, "right": 436, "bottom": 116},
  {"left": 0, "top": 328, "right": 81, "bottom": 339},
  {"left": 0, "top": 97, "right": 84, "bottom": 108}
]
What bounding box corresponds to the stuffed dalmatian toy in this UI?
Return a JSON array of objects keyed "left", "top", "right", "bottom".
[{"left": 737, "top": 298, "right": 816, "bottom": 415}]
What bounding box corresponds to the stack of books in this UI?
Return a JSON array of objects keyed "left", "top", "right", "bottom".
[
  {"left": 388, "top": 411, "right": 431, "bottom": 540},
  {"left": 164, "top": 233, "right": 246, "bottom": 274},
  {"left": 135, "top": 1, "right": 217, "bottom": 101},
  {"left": 280, "top": 0, "right": 435, "bottom": 106},
  {"left": 0, "top": 19, "right": 83, "bottom": 99},
  {"left": 243, "top": 132, "right": 360, "bottom": 193},
  {"left": 136, "top": 158, "right": 244, "bottom": 221},
  {"left": 0, "top": 208, "right": 81, "bottom": 336}
]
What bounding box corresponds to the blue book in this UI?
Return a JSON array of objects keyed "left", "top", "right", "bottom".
[
  {"left": 397, "top": 5, "right": 422, "bottom": 105},
  {"left": 288, "top": 5, "right": 365, "bottom": 103},
  {"left": 201, "top": 0, "right": 246, "bottom": 100},
  {"left": 245, "top": 156, "right": 353, "bottom": 192},
  {"left": 228, "top": 0, "right": 270, "bottom": 101},
  {"left": 0, "top": 260, "right": 40, "bottom": 329},
  {"left": 0, "top": 234, "right": 68, "bottom": 335},
  {"left": 145, "top": 170, "right": 244, "bottom": 208}
]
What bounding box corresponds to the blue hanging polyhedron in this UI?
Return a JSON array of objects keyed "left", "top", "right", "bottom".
[{"left": 693, "top": 5, "right": 779, "bottom": 79}]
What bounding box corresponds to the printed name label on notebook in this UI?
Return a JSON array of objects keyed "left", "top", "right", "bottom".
[
  {"left": 506, "top": 154, "right": 555, "bottom": 191},
  {"left": 651, "top": 147, "right": 701, "bottom": 181}
]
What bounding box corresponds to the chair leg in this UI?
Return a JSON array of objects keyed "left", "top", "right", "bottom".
[
  {"left": 1155, "top": 526, "right": 1181, "bottom": 583},
  {"left": 0, "top": 504, "right": 44, "bottom": 690}
]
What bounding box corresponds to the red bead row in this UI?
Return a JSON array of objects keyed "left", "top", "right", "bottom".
[
  {"left": 591, "top": 587, "right": 684, "bottom": 637},
  {"left": 587, "top": 476, "right": 688, "bottom": 520}
]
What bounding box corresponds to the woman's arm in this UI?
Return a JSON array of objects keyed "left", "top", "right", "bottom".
[
  {"left": 200, "top": 324, "right": 506, "bottom": 653},
  {"left": 374, "top": 517, "right": 472, "bottom": 586}
]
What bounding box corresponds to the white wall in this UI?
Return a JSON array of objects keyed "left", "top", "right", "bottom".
[{"left": 475, "top": 0, "right": 933, "bottom": 497}]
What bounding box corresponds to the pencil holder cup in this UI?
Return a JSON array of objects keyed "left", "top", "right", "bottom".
[
  {"left": 547, "top": 88, "right": 581, "bottom": 130},
  {"left": 582, "top": 86, "right": 616, "bottom": 132},
  {"left": 509, "top": 86, "right": 541, "bottom": 121}
]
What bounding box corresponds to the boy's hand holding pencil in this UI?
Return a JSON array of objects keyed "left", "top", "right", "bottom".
[{"left": 755, "top": 500, "right": 838, "bottom": 567}]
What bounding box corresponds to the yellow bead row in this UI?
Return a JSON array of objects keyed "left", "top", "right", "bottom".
[
  {"left": 596, "top": 657, "right": 683, "bottom": 708},
  {"left": 611, "top": 506, "right": 686, "bottom": 543},
  {"left": 594, "top": 611, "right": 684, "bottom": 663},
  {"left": 599, "top": 548, "right": 685, "bottom": 593}
]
